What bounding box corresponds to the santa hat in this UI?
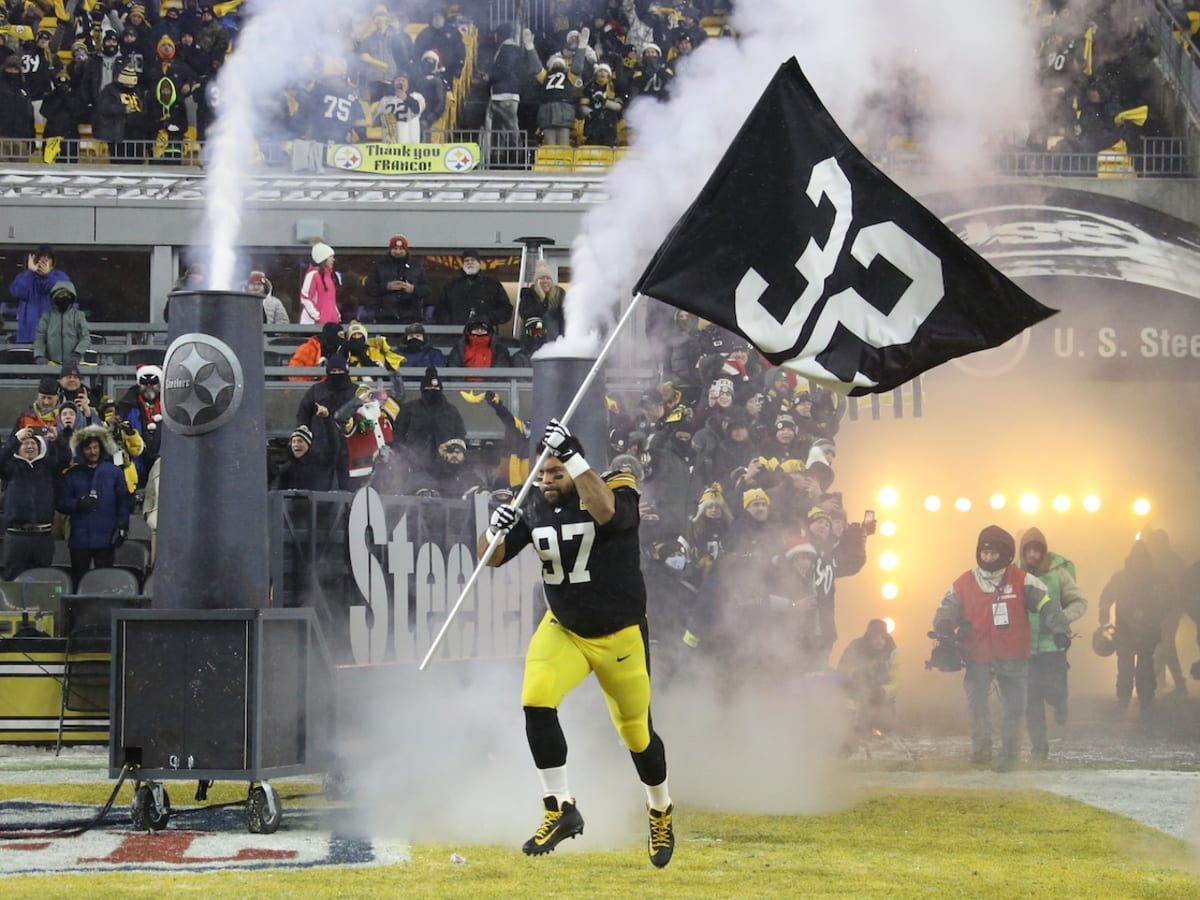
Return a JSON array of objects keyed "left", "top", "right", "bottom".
[{"left": 137, "top": 364, "right": 163, "bottom": 385}]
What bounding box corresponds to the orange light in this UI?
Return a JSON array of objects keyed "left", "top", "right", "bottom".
[{"left": 881, "top": 583, "right": 899, "bottom": 600}]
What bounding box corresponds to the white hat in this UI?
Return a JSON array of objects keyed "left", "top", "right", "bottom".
[{"left": 311, "top": 242, "right": 335, "bottom": 264}]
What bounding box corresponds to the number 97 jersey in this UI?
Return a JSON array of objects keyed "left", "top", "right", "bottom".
[{"left": 502, "top": 472, "right": 647, "bottom": 638}]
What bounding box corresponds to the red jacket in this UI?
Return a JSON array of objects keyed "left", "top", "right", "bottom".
[{"left": 953, "top": 564, "right": 1032, "bottom": 664}]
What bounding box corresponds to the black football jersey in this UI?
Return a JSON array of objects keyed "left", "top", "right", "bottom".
[{"left": 503, "top": 472, "right": 646, "bottom": 637}]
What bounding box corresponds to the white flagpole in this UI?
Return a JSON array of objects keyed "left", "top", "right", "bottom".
[{"left": 419, "top": 292, "right": 647, "bottom": 670}]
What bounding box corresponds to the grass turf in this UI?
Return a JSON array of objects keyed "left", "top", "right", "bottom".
[{"left": 1, "top": 787, "right": 1197, "bottom": 898}]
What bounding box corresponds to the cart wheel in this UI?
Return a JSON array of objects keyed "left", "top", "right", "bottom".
[
  {"left": 246, "top": 784, "right": 282, "bottom": 834},
  {"left": 131, "top": 784, "right": 170, "bottom": 831},
  {"left": 324, "top": 760, "right": 350, "bottom": 801}
]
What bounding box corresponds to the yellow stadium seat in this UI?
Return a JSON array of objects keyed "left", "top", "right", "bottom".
[
  {"left": 533, "top": 146, "right": 574, "bottom": 172},
  {"left": 573, "top": 145, "right": 614, "bottom": 171}
]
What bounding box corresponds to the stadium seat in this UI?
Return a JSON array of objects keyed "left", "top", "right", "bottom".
[
  {"left": 16, "top": 566, "right": 74, "bottom": 595},
  {"left": 573, "top": 146, "right": 615, "bottom": 171},
  {"left": 533, "top": 146, "right": 574, "bottom": 172},
  {"left": 76, "top": 567, "right": 141, "bottom": 597},
  {"left": 113, "top": 541, "right": 151, "bottom": 587}
]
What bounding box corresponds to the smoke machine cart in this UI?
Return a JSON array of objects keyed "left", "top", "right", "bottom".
[{"left": 109, "top": 608, "right": 336, "bottom": 833}]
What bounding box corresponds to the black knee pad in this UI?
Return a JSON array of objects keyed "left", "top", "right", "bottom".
[{"left": 524, "top": 705, "right": 567, "bottom": 769}]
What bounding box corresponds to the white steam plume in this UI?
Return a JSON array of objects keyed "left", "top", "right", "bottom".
[
  {"left": 205, "top": 0, "right": 377, "bottom": 289},
  {"left": 555, "top": 0, "right": 1037, "bottom": 354}
]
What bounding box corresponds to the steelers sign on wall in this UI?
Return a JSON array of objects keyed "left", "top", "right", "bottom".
[{"left": 161, "top": 333, "right": 245, "bottom": 435}]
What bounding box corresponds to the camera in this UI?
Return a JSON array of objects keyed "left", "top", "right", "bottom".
[{"left": 32, "top": 426, "right": 49, "bottom": 437}]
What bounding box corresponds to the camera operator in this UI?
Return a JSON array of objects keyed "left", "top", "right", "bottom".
[{"left": 932, "top": 525, "right": 1070, "bottom": 770}]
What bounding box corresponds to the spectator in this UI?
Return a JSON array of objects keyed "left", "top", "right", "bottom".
[
  {"left": 302, "top": 58, "right": 360, "bottom": 145},
  {"left": 415, "top": 48, "right": 447, "bottom": 140},
  {"left": 363, "top": 233, "right": 433, "bottom": 324},
  {"left": 58, "top": 361, "right": 99, "bottom": 427},
  {"left": 117, "top": 26, "right": 150, "bottom": 87},
  {"left": 33, "top": 279, "right": 91, "bottom": 366},
  {"left": 116, "top": 364, "right": 163, "bottom": 486},
  {"left": 411, "top": 435, "right": 486, "bottom": 499},
  {"left": 342, "top": 319, "right": 403, "bottom": 376},
  {"left": 80, "top": 29, "right": 123, "bottom": 116},
  {"left": 439, "top": 249, "right": 512, "bottom": 328},
  {"left": 1019, "top": 527, "right": 1088, "bottom": 759},
  {"left": 57, "top": 424, "right": 132, "bottom": 584},
  {"left": 447, "top": 318, "right": 513, "bottom": 374},
  {"left": 481, "top": 25, "right": 538, "bottom": 166},
  {"left": 150, "top": 0, "right": 185, "bottom": 47},
  {"left": 837, "top": 618, "right": 898, "bottom": 738},
  {"left": 41, "top": 68, "right": 86, "bottom": 164},
  {"left": 392, "top": 366, "right": 466, "bottom": 477},
  {"left": 299, "top": 242, "right": 340, "bottom": 325},
  {"left": 631, "top": 42, "right": 673, "bottom": 101},
  {"left": 1, "top": 425, "right": 68, "bottom": 579},
  {"left": 6, "top": 245, "right": 70, "bottom": 342},
  {"left": 517, "top": 260, "right": 566, "bottom": 340},
  {"left": 1099, "top": 540, "right": 1170, "bottom": 716},
  {"left": 414, "top": 8, "right": 465, "bottom": 86},
  {"left": 335, "top": 384, "right": 397, "bottom": 487},
  {"left": 11, "top": 375, "right": 63, "bottom": 437},
  {"left": 642, "top": 406, "right": 695, "bottom": 537},
  {"left": 932, "top": 525, "right": 1069, "bottom": 769},
  {"left": 397, "top": 322, "right": 446, "bottom": 370},
  {"left": 294, "top": 352, "right": 358, "bottom": 490},
  {"left": 246, "top": 270, "right": 289, "bottom": 324},
  {"left": 21, "top": 28, "right": 55, "bottom": 122},
  {"left": 510, "top": 316, "right": 549, "bottom": 367},
  {"left": 271, "top": 424, "right": 340, "bottom": 491},
  {"left": 372, "top": 71, "right": 423, "bottom": 143},
  {"left": 195, "top": 4, "right": 229, "bottom": 61},
  {"left": 808, "top": 505, "right": 868, "bottom": 664},
  {"left": 99, "top": 396, "right": 144, "bottom": 496},
  {"left": 578, "top": 62, "right": 623, "bottom": 147},
  {"left": 150, "top": 72, "right": 188, "bottom": 164},
  {"left": 356, "top": 4, "right": 411, "bottom": 103},
  {"left": 483, "top": 390, "right": 530, "bottom": 490},
  {"left": 94, "top": 63, "right": 152, "bottom": 163},
  {"left": 288, "top": 321, "right": 344, "bottom": 382},
  {"left": 534, "top": 54, "right": 579, "bottom": 146}
]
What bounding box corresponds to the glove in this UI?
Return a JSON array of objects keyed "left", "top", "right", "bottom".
[
  {"left": 1054, "top": 631, "right": 1072, "bottom": 651},
  {"left": 78, "top": 493, "right": 99, "bottom": 512},
  {"left": 542, "top": 418, "right": 588, "bottom": 476},
  {"left": 488, "top": 504, "right": 519, "bottom": 540},
  {"left": 578, "top": 26, "right": 590, "bottom": 46},
  {"left": 522, "top": 27, "right": 534, "bottom": 50},
  {"left": 682, "top": 630, "right": 700, "bottom": 649},
  {"left": 120, "top": 420, "right": 135, "bottom": 436},
  {"left": 485, "top": 391, "right": 502, "bottom": 408},
  {"left": 112, "top": 527, "right": 127, "bottom": 548}
]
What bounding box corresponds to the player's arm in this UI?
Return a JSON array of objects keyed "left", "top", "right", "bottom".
[{"left": 541, "top": 418, "right": 615, "bottom": 524}]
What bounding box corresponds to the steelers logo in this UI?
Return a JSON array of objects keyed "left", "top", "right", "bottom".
[
  {"left": 161, "top": 333, "right": 244, "bottom": 435},
  {"left": 332, "top": 145, "right": 364, "bottom": 170},
  {"left": 443, "top": 144, "right": 477, "bottom": 172}
]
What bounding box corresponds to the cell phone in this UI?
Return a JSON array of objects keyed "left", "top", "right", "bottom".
[{"left": 863, "top": 509, "right": 876, "bottom": 534}]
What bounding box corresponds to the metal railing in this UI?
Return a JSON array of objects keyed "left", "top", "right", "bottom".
[{"left": 993, "top": 135, "right": 1195, "bottom": 177}]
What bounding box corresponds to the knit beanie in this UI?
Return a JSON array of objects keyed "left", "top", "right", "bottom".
[{"left": 743, "top": 488, "right": 770, "bottom": 509}]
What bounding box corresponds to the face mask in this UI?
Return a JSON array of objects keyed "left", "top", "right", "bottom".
[
  {"left": 53, "top": 294, "right": 72, "bottom": 310},
  {"left": 347, "top": 337, "right": 367, "bottom": 355},
  {"left": 328, "top": 373, "right": 350, "bottom": 389}
]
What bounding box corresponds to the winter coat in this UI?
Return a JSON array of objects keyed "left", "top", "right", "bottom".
[
  {"left": 57, "top": 425, "right": 132, "bottom": 550},
  {"left": 272, "top": 449, "right": 340, "bottom": 492},
  {"left": 392, "top": 393, "right": 466, "bottom": 474},
  {"left": 299, "top": 264, "right": 340, "bottom": 325},
  {"left": 363, "top": 254, "right": 433, "bottom": 324},
  {"left": 447, "top": 322, "right": 513, "bottom": 371},
  {"left": 93, "top": 81, "right": 152, "bottom": 144},
  {"left": 439, "top": 273, "right": 512, "bottom": 328},
  {"left": 398, "top": 337, "right": 446, "bottom": 371},
  {"left": 1, "top": 433, "right": 67, "bottom": 527},
  {"left": 287, "top": 335, "right": 326, "bottom": 382},
  {"left": 1019, "top": 527, "right": 1089, "bottom": 654},
  {"left": 0, "top": 76, "right": 34, "bottom": 140},
  {"left": 33, "top": 305, "right": 92, "bottom": 365},
  {"left": 517, "top": 282, "right": 566, "bottom": 339},
  {"left": 262, "top": 293, "right": 289, "bottom": 325},
  {"left": 8, "top": 268, "right": 70, "bottom": 344}
]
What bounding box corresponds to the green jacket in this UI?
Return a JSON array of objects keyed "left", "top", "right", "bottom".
[
  {"left": 33, "top": 305, "right": 92, "bottom": 366},
  {"left": 1020, "top": 528, "right": 1088, "bottom": 653}
]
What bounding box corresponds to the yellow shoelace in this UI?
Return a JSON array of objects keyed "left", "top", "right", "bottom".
[{"left": 649, "top": 811, "right": 672, "bottom": 848}]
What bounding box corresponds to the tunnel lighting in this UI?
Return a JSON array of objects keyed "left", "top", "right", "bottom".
[
  {"left": 881, "top": 583, "right": 899, "bottom": 600},
  {"left": 1083, "top": 495, "right": 1101, "bottom": 512},
  {"left": 882, "top": 617, "right": 896, "bottom": 634},
  {"left": 878, "top": 552, "right": 897, "bottom": 570},
  {"left": 924, "top": 495, "right": 941, "bottom": 512},
  {"left": 1133, "top": 497, "right": 1152, "bottom": 516},
  {"left": 878, "top": 487, "right": 899, "bottom": 508},
  {"left": 989, "top": 493, "right": 1006, "bottom": 510},
  {"left": 879, "top": 520, "right": 897, "bottom": 537},
  {"left": 954, "top": 497, "right": 972, "bottom": 512},
  {"left": 1018, "top": 493, "right": 1039, "bottom": 514},
  {"left": 1052, "top": 495, "right": 1071, "bottom": 513}
]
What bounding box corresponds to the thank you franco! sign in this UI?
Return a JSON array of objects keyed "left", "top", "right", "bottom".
[{"left": 326, "top": 142, "right": 479, "bottom": 174}]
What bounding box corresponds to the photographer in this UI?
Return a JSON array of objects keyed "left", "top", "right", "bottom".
[
  {"left": 932, "top": 525, "right": 1070, "bottom": 770},
  {"left": 0, "top": 425, "right": 69, "bottom": 579}
]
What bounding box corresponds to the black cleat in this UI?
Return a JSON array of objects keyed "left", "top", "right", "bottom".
[
  {"left": 522, "top": 796, "right": 584, "bottom": 856},
  {"left": 648, "top": 804, "right": 675, "bottom": 868}
]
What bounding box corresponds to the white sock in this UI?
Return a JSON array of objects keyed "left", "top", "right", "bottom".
[
  {"left": 538, "top": 766, "right": 571, "bottom": 807},
  {"left": 646, "top": 779, "right": 671, "bottom": 811}
]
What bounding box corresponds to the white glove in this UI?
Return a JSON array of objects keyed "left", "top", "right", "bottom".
[
  {"left": 578, "top": 26, "right": 590, "bottom": 47},
  {"left": 543, "top": 418, "right": 590, "bottom": 478},
  {"left": 522, "top": 28, "right": 535, "bottom": 50},
  {"left": 488, "top": 504, "right": 519, "bottom": 540}
]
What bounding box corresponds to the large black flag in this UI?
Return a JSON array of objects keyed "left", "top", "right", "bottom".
[{"left": 634, "top": 57, "right": 1057, "bottom": 395}]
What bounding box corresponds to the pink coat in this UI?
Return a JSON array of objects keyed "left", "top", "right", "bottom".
[{"left": 299, "top": 264, "right": 340, "bottom": 324}]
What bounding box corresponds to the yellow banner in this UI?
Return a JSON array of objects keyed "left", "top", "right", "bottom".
[{"left": 325, "top": 142, "right": 480, "bottom": 174}]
